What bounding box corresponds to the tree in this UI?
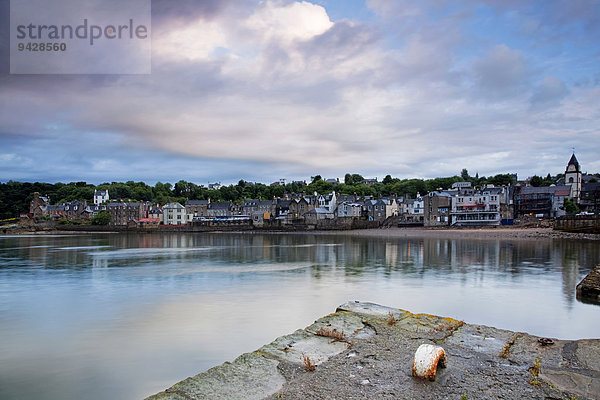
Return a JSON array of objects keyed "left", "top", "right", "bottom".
[
  {"left": 542, "top": 173, "right": 554, "bottom": 186},
  {"left": 351, "top": 174, "right": 364, "bottom": 185},
  {"left": 562, "top": 198, "right": 580, "bottom": 214},
  {"left": 461, "top": 169, "right": 470, "bottom": 181},
  {"left": 382, "top": 175, "right": 393, "bottom": 185},
  {"left": 306, "top": 180, "right": 334, "bottom": 194},
  {"left": 487, "top": 174, "right": 515, "bottom": 186},
  {"left": 91, "top": 210, "right": 111, "bottom": 225},
  {"left": 530, "top": 175, "right": 543, "bottom": 187},
  {"left": 311, "top": 175, "right": 322, "bottom": 184},
  {"left": 344, "top": 173, "right": 352, "bottom": 185}
]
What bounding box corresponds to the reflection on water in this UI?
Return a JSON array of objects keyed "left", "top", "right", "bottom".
[{"left": 0, "top": 233, "right": 598, "bottom": 400}]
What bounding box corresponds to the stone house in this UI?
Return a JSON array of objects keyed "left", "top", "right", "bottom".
[
  {"left": 185, "top": 199, "right": 210, "bottom": 222},
  {"left": 207, "top": 202, "right": 232, "bottom": 218},
  {"left": 107, "top": 202, "right": 144, "bottom": 226},
  {"left": 63, "top": 200, "right": 88, "bottom": 220},
  {"left": 288, "top": 197, "right": 313, "bottom": 219},
  {"left": 275, "top": 199, "right": 292, "bottom": 218},
  {"left": 363, "top": 199, "right": 396, "bottom": 222},
  {"left": 424, "top": 191, "right": 452, "bottom": 227},
  {"left": 84, "top": 204, "right": 107, "bottom": 219},
  {"left": 29, "top": 192, "right": 50, "bottom": 219},
  {"left": 251, "top": 211, "right": 271, "bottom": 227},
  {"left": 242, "top": 199, "right": 276, "bottom": 216},
  {"left": 304, "top": 208, "right": 334, "bottom": 224},
  {"left": 337, "top": 202, "right": 363, "bottom": 218}
]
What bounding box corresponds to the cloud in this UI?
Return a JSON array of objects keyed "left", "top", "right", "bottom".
[
  {"left": 0, "top": 0, "right": 599, "bottom": 184},
  {"left": 472, "top": 44, "right": 527, "bottom": 99},
  {"left": 530, "top": 76, "right": 569, "bottom": 111}
]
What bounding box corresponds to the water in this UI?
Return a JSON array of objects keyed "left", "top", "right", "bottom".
[{"left": 0, "top": 232, "right": 598, "bottom": 399}]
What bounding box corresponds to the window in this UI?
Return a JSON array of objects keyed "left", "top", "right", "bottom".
[{"left": 569, "top": 177, "right": 574, "bottom": 183}]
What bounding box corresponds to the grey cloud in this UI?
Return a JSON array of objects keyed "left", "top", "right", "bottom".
[
  {"left": 152, "top": 0, "right": 247, "bottom": 24},
  {"left": 1, "top": 0, "right": 599, "bottom": 184},
  {"left": 530, "top": 76, "right": 569, "bottom": 111},
  {"left": 298, "top": 20, "right": 381, "bottom": 62},
  {"left": 472, "top": 45, "right": 527, "bottom": 99}
]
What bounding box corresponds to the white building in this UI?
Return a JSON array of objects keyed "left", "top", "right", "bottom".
[
  {"left": 316, "top": 191, "right": 337, "bottom": 212},
  {"left": 451, "top": 189, "right": 501, "bottom": 226},
  {"left": 163, "top": 202, "right": 186, "bottom": 225},
  {"left": 564, "top": 153, "right": 582, "bottom": 200},
  {"left": 407, "top": 196, "right": 424, "bottom": 216},
  {"left": 93, "top": 190, "right": 109, "bottom": 206}
]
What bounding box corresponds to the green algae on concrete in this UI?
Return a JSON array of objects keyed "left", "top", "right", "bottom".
[
  {"left": 147, "top": 352, "right": 285, "bottom": 400},
  {"left": 148, "top": 301, "right": 600, "bottom": 400}
]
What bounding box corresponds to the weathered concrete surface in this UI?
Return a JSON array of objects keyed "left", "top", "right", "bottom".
[
  {"left": 148, "top": 302, "right": 600, "bottom": 400},
  {"left": 577, "top": 265, "right": 600, "bottom": 305}
]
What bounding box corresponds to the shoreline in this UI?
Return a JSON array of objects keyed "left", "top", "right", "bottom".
[
  {"left": 323, "top": 226, "right": 600, "bottom": 241},
  {"left": 148, "top": 302, "right": 600, "bottom": 400},
  {"left": 3, "top": 225, "right": 599, "bottom": 241}
]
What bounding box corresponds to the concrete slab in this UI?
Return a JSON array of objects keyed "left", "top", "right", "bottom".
[
  {"left": 147, "top": 352, "right": 285, "bottom": 400},
  {"left": 148, "top": 301, "right": 600, "bottom": 400}
]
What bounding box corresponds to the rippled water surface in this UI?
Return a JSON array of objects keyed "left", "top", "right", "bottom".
[{"left": 0, "top": 232, "right": 598, "bottom": 399}]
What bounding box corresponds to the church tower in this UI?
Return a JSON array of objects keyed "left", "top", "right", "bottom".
[{"left": 565, "top": 153, "right": 582, "bottom": 200}]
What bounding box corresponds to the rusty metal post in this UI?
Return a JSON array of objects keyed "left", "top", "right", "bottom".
[{"left": 412, "top": 344, "right": 447, "bottom": 381}]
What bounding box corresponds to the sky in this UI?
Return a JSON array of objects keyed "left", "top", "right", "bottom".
[{"left": 0, "top": 0, "right": 599, "bottom": 185}]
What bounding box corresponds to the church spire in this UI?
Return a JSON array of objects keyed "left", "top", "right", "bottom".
[{"left": 567, "top": 153, "right": 580, "bottom": 173}]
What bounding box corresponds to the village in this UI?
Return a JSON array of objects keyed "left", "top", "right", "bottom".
[{"left": 24, "top": 154, "right": 600, "bottom": 230}]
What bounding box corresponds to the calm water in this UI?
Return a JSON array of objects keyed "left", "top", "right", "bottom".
[{"left": 0, "top": 232, "right": 598, "bottom": 399}]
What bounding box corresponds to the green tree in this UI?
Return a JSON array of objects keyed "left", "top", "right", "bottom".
[
  {"left": 487, "top": 174, "right": 516, "bottom": 186},
  {"left": 344, "top": 173, "right": 352, "bottom": 185},
  {"left": 562, "top": 198, "right": 580, "bottom": 214},
  {"left": 460, "top": 169, "right": 470, "bottom": 181},
  {"left": 91, "top": 210, "right": 111, "bottom": 225},
  {"left": 530, "top": 175, "right": 543, "bottom": 187},
  {"left": 306, "top": 180, "right": 334, "bottom": 194},
  {"left": 351, "top": 174, "right": 364, "bottom": 185}
]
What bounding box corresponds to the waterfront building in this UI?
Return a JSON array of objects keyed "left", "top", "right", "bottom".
[
  {"left": 515, "top": 186, "right": 572, "bottom": 218},
  {"left": 107, "top": 202, "right": 144, "bottom": 226},
  {"left": 451, "top": 188, "right": 501, "bottom": 226},
  {"left": 337, "top": 201, "right": 363, "bottom": 218},
  {"left": 185, "top": 199, "right": 209, "bottom": 222},
  {"left": 206, "top": 202, "right": 232, "bottom": 218},
  {"left": 163, "top": 202, "right": 186, "bottom": 225},
  {"left": 424, "top": 191, "right": 452, "bottom": 226}
]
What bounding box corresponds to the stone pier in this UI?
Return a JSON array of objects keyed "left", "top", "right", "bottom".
[
  {"left": 148, "top": 301, "right": 600, "bottom": 400},
  {"left": 577, "top": 265, "right": 600, "bottom": 305}
]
